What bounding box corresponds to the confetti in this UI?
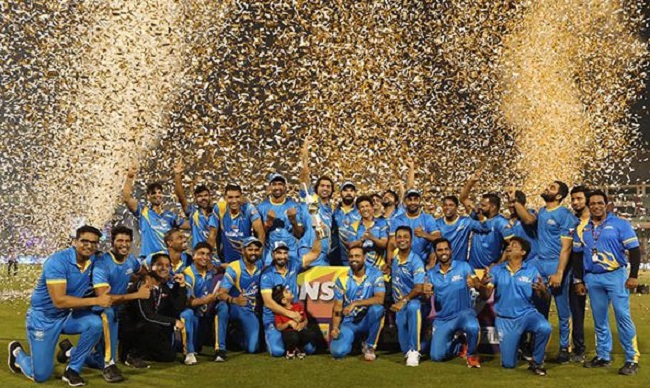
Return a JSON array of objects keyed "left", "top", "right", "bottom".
[{"left": 0, "top": 0, "right": 647, "bottom": 262}]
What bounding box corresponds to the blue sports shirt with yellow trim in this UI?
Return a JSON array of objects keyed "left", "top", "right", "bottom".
[
  {"left": 345, "top": 217, "right": 389, "bottom": 267},
  {"left": 257, "top": 197, "right": 306, "bottom": 257},
  {"left": 389, "top": 211, "right": 439, "bottom": 263},
  {"left": 260, "top": 259, "right": 302, "bottom": 324},
  {"left": 333, "top": 266, "right": 385, "bottom": 323},
  {"left": 221, "top": 259, "right": 263, "bottom": 312},
  {"left": 30, "top": 247, "right": 94, "bottom": 317},
  {"left": 92, "top": 252, "right": 141, "bottom": 295},
  {"left": 186, "top": 204, "right": 212, "bottom": 246},
  {"left": 132, "top": 203, "right": 184, "bottom": 257},
  {"left": 333, "top": 205, "right": 362, "bottom": 264},
  {"left": 209, "top": 201, "right": 261, "bottom": 263},
  {"left": 572, "top": 213, "right": 639, "bottom": 274},
  {"left": 391, "top": 251, "right": 426, "bottom": 300}
]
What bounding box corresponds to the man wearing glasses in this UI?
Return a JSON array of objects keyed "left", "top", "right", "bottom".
[{"left": 8, "top": 226, "right": 113, "bottom": 386}]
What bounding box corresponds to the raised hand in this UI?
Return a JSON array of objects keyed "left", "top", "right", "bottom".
[
  {"left": 173, "top": 160, "right": 184, "bottom": 175},
  {"left": 286, "top": 207, "right": 298, "bottom": 220},
  {"left": 126, "top": 165, "right": 138, "bottom": 179}
]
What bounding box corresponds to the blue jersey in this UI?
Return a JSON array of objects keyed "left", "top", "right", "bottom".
[
  {"left": 573, "top": 213, "right": 639, "bottom": 274},
  {"left": 389, "top": 211, "right": 439, "bottom": 263},
  {"left": 260, "top": 260, "right": 302, "bottom": 324},
  {"left": 221, "top": 259, "right": 263, "bottom": 312},
  {"left": 391, "top": 251, "right": 426, "bottom": 300},
  {"left": 30, "top": 247, "right": 94, "bottom": 318},
  {"left": 132, "top": 203, "right": 184, "bottom": 257},
  {"left": 186, "top": 204, "right": 212, "bottom": 246},
  {"left": 436, "top": 216, "right": 489, "bottom": 262},
  {"left": 92, "top": 252, "right": 141, "bottom": 295},
  {"left": 468, "top": 213, "right": 513, "bottom": 269},
  {"left": 209, "top": 201, "right": 261, "bottom": 263},
  {"left": 346, "top": 218, "right": 389, "bottom": 267},
  {"left": 488, "top": 261, "right": 540, "bottom": 319},
  {"left": 333, "top": 205, "right": 361, "bottom": 264},
  {"left": 333, "top": 266, "right": 385, "bottom": 323},
  {"left": 426, "top": 261, "right": 474, "bottom": 320},
  {"left": 384, "top": 205, "right": 406, "bottom": 229},
  {"left": 184, "top": 264, "right": 216, "bottom": 315},
  {"left": 536, "top": 205, "right": 575, "bottom": 261},
  {"left": 508, "top": 211, "right": 539, "bottom": 261},
  {"left": 257, "top": 197, "right": 306, "bottom": 257}
]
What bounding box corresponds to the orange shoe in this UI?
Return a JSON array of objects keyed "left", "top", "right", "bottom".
[
  {"left": 466, "top": 355, "right": 481, "bottom": 368},
  {"left": 458, "top": 342, "right": 468, "bottom": 359}
]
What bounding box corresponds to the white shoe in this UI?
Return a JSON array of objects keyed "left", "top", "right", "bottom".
[
  {"left": 184, "top": 353, "right": 197, "bottom": 366},
  {"left": 405, "top": 350, "right": 420, "bottom": 367},
  {"left": 362, "top": 343, "right": 376, "bottom": 361}
]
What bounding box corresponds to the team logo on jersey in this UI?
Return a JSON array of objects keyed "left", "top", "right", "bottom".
[
  {"left": 517, "top": 276, "right": 533, "bottom": 283},
  {"left": 604, "top": 226, "right": 614, "bottom": 230},
  {"left": 34, "top": 330, "right": 45, "bottom": 341},
  {"left": 126, "top": 268, "right": 134, "bottom": 275},
  {"left": 546, "top": 219, "right": 557, "bottom": 226},
  {"left": 451, "top": 275, "right": 463, "bottom": 282}
]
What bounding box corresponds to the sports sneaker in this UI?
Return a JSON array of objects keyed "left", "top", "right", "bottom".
[
  {"left": 184, "top": 353, "right": 197, "bottom": 365},
  {"left": 285, "top": 350, "right": 295, "bottom": 360},
  {"left": 466, "top": 355, "right": 481, "bottom": 368},
  {"left": 571, "top": 351, "right": 586, "bottom": 363},
  {"left": 584, "top": 356, "right": 612, "bottom": 368},
  {"left": 124, "top": 354, "right": 150, "bottom": 369},
  {"left": 528, "top": 362, "right": 547, "bottom": 376},
  {"left": 62, "top": 368, "right": 86, "bottom": 387},
  {"left": 556, "top": 347, "right": 570, "bottom": 364},
  {"left": 618, "top": 362, "right": 639, "bottom": 376},
  {"left": 362, "top": 342, "right": 376, "bottom": 362},
  {"left": 102, "top": 364, "right": 124, "bottom": 383},
  {"left": 214, "top": 350, "right": 227, "bottom": 362},
  {"left": 7, "top": 341, "right": 22, "bottom": 374},
  {"left": 405, "top": 350, "right": 420, "bottom": 367},
  {"left": 297, "top": 352, "right": 306, "bottom": 360},
  {"left": 57, "top": 339, "right": 73, "bottom": 364}
]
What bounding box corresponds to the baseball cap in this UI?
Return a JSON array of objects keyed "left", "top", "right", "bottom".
[
  {"left": 404, "top": 188, "right": 421, "bottom": 198},
  {"left": 242, "top": 236, "right": 263, "bottom": 248},
  {"left": 272, "top": 241, "right": 289, "bottom": 252},
  {"left": 268, "top": 173, "right": 287, "bottom": 184},
  {"left": 340, "top": 181, "right": 356, "bottom": 191}
]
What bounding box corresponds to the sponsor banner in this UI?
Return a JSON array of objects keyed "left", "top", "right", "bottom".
[{"left": 297, "top": 266, "right": 348, "bottom": 341}]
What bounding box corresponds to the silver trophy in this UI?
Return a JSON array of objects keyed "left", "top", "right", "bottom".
[{"left": 302, "top": 183, "right": 327, "bottom": 240}]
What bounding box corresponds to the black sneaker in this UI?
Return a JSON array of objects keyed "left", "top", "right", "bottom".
[
  {"left": 62, "top": 368, "right": 86, "bottom": 387},
  {"left": 124, "top": 354, "right": 150, "bottom": 369},
  {"left": 571, "top": 351, "right": 586, "bottom": 363},
  {"left": 57, "top": 339, "right": 73, "bottom": 364},
  {"left": 102, "top": 364, "right": 124, "bottom": 383},
  {"left": 584, "top": 356, "right": 612, "bottom": 368},
  {"left": 556, "top": 347, "right": 570, "bottom": 364},
  {"left": 528, "top": 362, "right": 547, "bottom": 376},
  {"left": 214, "top": 350, "right": 227, "bottom": 363},
  {"left": 618, "top": 362, "right": 639, "bottom": 376},
  {"left": 7, "top": 341, "right": 22, "bottom": 374}
]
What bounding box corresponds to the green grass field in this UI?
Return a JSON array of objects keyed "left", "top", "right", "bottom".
[{"left": 1, "top": 266, "right": 649, "bottom": 388}]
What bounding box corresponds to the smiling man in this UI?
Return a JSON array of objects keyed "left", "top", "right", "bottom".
[
  {"left": 174, "top": 161, "right": 214, "bottom": 246},
  {"left": 9, "top": 226, "right": 113, "bottom": 386},
  {"left": 572, "top": 189, "right": 641, "bottom": 375}
]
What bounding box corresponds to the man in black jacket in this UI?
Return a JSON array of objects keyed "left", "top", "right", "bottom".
[{"left": 119, "top": 252, "right": 187, "bottom": 365}]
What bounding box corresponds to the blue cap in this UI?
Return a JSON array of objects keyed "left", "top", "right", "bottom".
[
  {"left": 340, "top": 181, "right": 356, "bottom": 191},
  {"left": 272, "top": 241, "right": 289, "bottom": 252},
  {"left": 268, "top": 173, "right": 287, "bottom": 184},
  {"left": 404, "top": 188, "right": 421, "bottom": 198},
  {"left": 242, "top": 236, "right": 263, "bottom": 248}
]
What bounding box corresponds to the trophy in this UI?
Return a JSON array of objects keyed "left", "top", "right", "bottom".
[{"left": 301, "top": 183, "right": 327, "bottom": 240}]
